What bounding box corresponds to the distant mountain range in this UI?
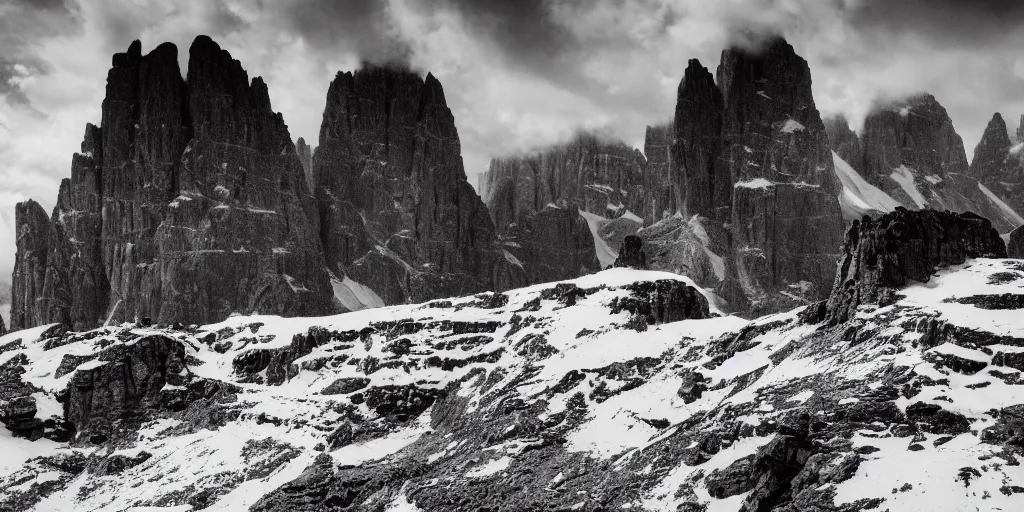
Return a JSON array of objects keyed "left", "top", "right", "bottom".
[{"left": 7, "top": 35, "right": 1024, "bottom": 334}]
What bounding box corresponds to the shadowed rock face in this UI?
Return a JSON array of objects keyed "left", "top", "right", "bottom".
[
  {"left": 613, "top": 235, "right": 647, "bottom": 270},
  {"left": 674, "top": 59, "right": 726, "bottom": 222},
  {"left": 296, "top": 137, "right": 314, "bottom": 193},
  {"left": 479, "top": 132, "right": 656, "bottom": 285},
  {"left": 11, "top": 200, "right": 51, "bottom": 331},
  {"left": 716, "top": 37, "right": 846, "bottom": 315},
  {"left": 501, "top": 202, "right": 600, "bottom": 283},
  {"left": 826, "top": 208, "right": 1007, "bottom": 324},
  {"left": 1009, "top": 225, "right": 1024, "bottom": 258},
  {"left": 481, "top": 132, "right": 650, "bottom": 226},
  {"left": 42, "top": 124, "right": 108, "bottom": 330},
  {"left": 824, "top": 115, "right": 862, "bottom": 173},
  {"left": 11, "top": 37, "right": 337, "bottom": 331},
  {"left": 314, "top": 65, "right": 525, "bottom": 305}
]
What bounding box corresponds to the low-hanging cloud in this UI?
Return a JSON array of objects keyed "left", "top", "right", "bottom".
[{"left": 1, "top": 0, "right": 1023, "bottom": 283}]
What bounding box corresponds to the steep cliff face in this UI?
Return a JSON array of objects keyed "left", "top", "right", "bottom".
[
  {"left": 10, "top": 37, "right": 337, "bottom": 331},
  {"left": 673, "top": 59, "right": 726, "bottom": 221},
  {"left": 503, "top": 202, "right": 600, "bottom": 283},
  {"left": 716, "top": 37, "right": 846, "bottom": 315},
  {"left": 314, "top": 66, "right": 524, "bottom": 305},
  {"left": 296, "top": 137, "right": 314, "bottom": 193},
  {"left": 10, "top": 200, "right": 51, "bottom": 331},
  {"left": 852, "top": 95, "right": 1022, "bottom": 233},
  {"left": 640, "top": 123, "right": 678, "bottom": 223},
  {"left": 479, "top": 132, "right": 649, "bottom": 283},
  {"left": 481, "top": 132, "right": 649, "bottom": 228},
  {"left": 156, "top": 36, "right": 335, "bottom": 324},
  {"left": 823, "top": 115, "right": 862, "bottom": 173}
]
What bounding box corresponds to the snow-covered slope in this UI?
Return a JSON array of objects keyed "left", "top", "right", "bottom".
[
  {"left": 831, "top": 151, "right": 901, "bottom": 222},
  {"left": 2, "top": 261, "right": 1024, "bottom": 511},
  {"left": 578, "top": 210, "right": 618, "bottom": 268}
]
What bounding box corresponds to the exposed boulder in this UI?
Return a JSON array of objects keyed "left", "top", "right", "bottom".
[
  {"left": 613, "top": 235, "right": 647, "bottom": 269},
  {"left": 677, "top": 370, "right": 707, "bottom": 404},
  {"left": 610, "top": 280, "right": 712, "bottom": 324},
  {"left": 314, "top": 66, "right": 524, "bottom": 305},
  {"left": 826, "top": 208, "right": 1007, "bottom": 324}
]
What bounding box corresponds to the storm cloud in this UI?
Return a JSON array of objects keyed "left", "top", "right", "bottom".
[{"left": 1, "top": 0, "right": 1024, "bottom": 282}]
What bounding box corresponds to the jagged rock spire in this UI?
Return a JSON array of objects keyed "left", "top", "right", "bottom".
[
  {"left": 314, "top": 64, "right": 525, "bottom": 305},
  {"left": 10, "top": 200, "right": 51, "bottom": 331},
  {"left": 714, "top": 36, "right": 845, "bottom": 315},
  {"left": 673, "top": 59, "right": 725, "bottom": 220},
  {"left": 10, "top": 37, "right": 336, "bottom": 331}
]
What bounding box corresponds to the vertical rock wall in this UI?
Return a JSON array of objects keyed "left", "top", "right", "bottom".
[
  {"left": 11, "top": 37, "right": 337, "bottom": 331},
  {"left": 314, "top": 66, "right": 525, "bottom": 305}
]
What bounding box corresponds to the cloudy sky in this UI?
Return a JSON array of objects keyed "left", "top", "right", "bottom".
[{"left": 2, "top": 0, "right": 1024, "bottom": 281}]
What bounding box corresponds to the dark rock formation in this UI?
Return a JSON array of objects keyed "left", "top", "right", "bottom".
[
  {"left": 41, "top": 124, "right": 108, "bottom": 330},
  {"left": 479, "top": 130, "right": 675, "bottom": 283},
  {"left": 643, "top": 123, "right": 680, "bottom": 220},
  {"left": 314, "top": 65, "right": 525, "bottom": 305},
  {"left": 826, "top": 208, "right": 1007, "bottom": 324},
  {"left": 481, "top": 38, "right": 846, "bottom": 317},
  {"left": 716, "top": 37, "right": 845, "bottom": 315},
  {"left": 10, "top": 37, "right": 337, "bottom": 331},
  {"left": 296, "top": 137, "right": 314, "bottom": 193},
  {"left": 1010, "top": 225, "right": 1024, "bottom": 258},
  {"left": 674, "top": 59, "right": 726, "bottom": 221},
  {"left": 824, "top": 115, "right": 862, "bottom": 173},
  {"left": 613, "top": 235, "right": 647, "bottom": 269},
  {"left": 11, "top": 200, "right": 51, "bottom": 331},
  {"left": 66, "top": 335, "right": 189, "bottom": 440},
  {"left": 610, "top": 280, "right": 713, "bottom": 324},
  {"left": 501, "top": 202, "right": 600, "bottom": 283},
  {"left": 638, "top": 214, "right": 726, "bottom": 292},
  {"left": 480, "top": 132, "right": 649, "bottom": 226}
]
